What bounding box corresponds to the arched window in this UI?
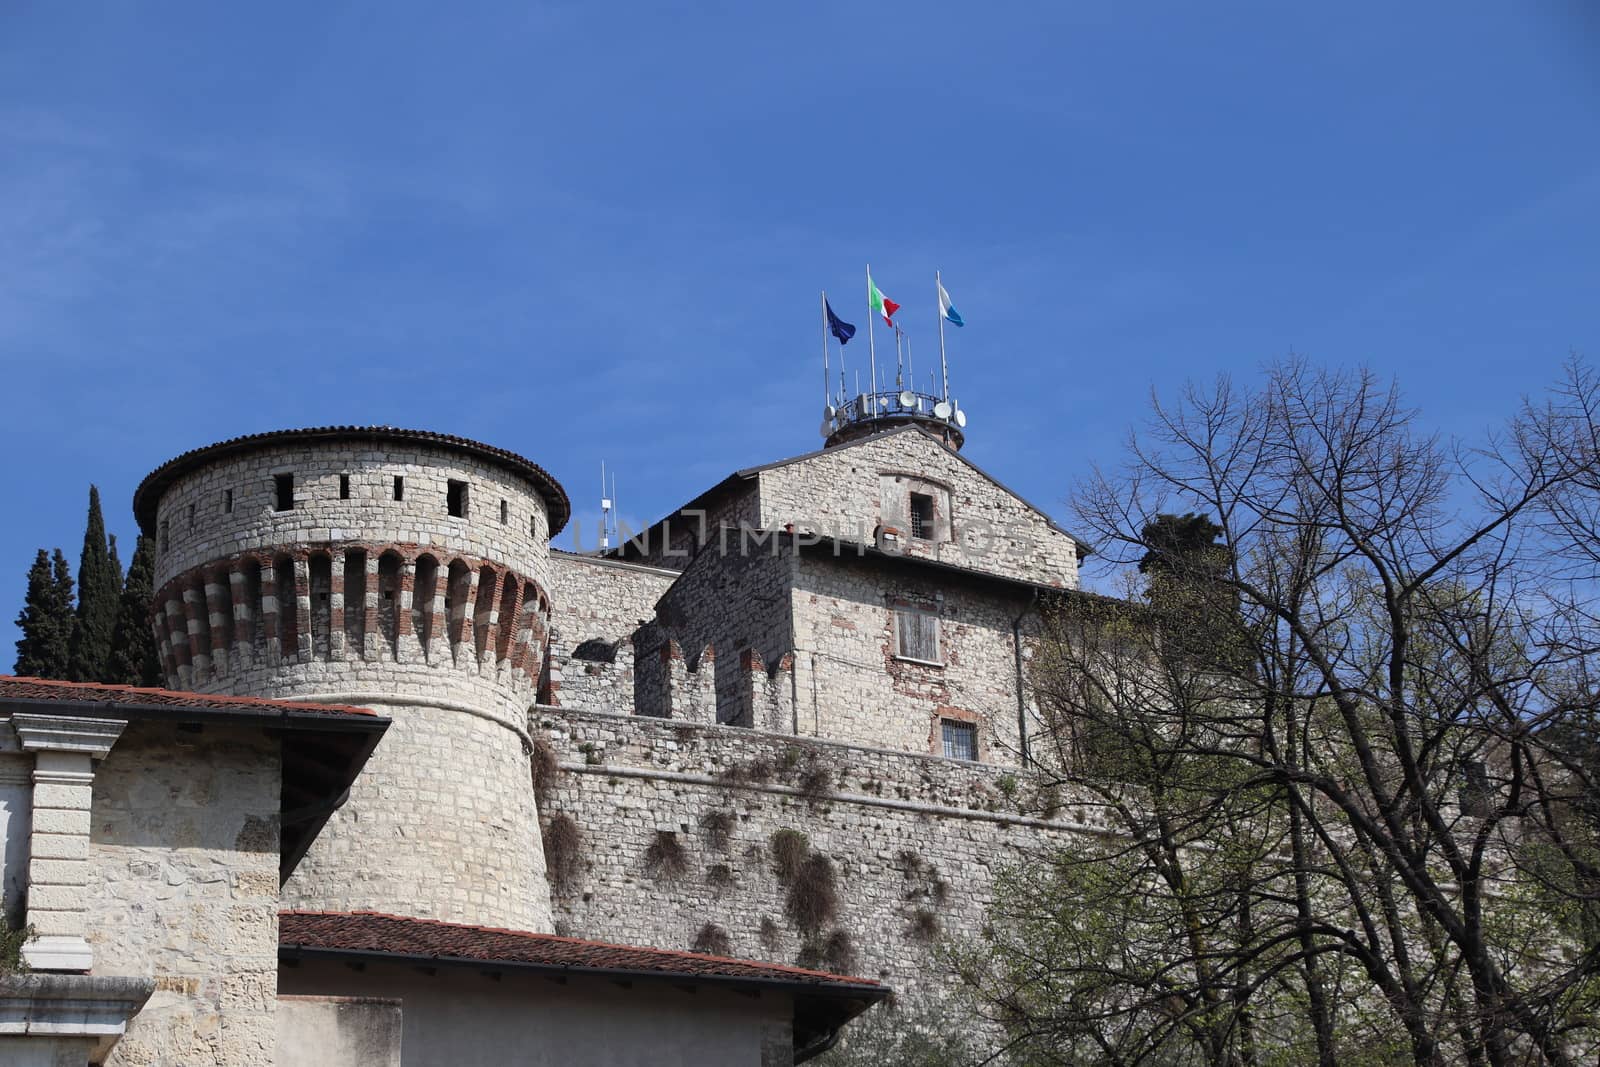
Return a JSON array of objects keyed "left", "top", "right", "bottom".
[
  {"left": 413, "top": 555, "right": 439, "bottom": 658},
  {"left": 343, "top": 550, "right": 368, "bottom": 655},
  {"left": 378, "top": 551, "right": 403, "bottom": 659}
]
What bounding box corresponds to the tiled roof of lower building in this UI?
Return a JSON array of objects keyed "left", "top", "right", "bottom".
[
  {"left": 0, "top": 676, "right": 380, "bottom": 720},
  {"left": 279, "top": 910, "right": 884, "bottom": 991}
]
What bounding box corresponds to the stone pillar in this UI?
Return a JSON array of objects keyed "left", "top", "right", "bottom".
[
  {"left": 163, "top": 597, "right": 191, "bottom": 690},
  {"left": 260, "top": 560, "right": 281, "bottom": 667},
  {"left": 396, "top": 559, "right": 418, "bottom": 663},
  {"left": 182, "top": 584, "right": 211, "bottom": 686},
  {"left": 292, "top": 557, "right": 312, "bottom": 662},
  {"left": 203, "top": 572, "right": 231, "bottom": 678},
  {"left": 328, "top": 549, "right": 347, "bottom": 662},
  {"left": 10, "top": 714, "right": 125, "bottom": 973},
  {"left": 363, "top": 554, "right": 381, "bottom": 661},
  {"left": 229, "top": 566, "right": 254, "bottom": 670}
]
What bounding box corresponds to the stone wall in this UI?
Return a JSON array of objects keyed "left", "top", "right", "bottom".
[
  {"left": 546, "top": 553, "right": 678, "bottom": 714},
  {"left": 790, "top": 550, "right": 1043, "bottom": 761},
  {"left": 533, "top": 707, "right": 1106, "bottom": 1000},
  {"left": 151, "top": 441, "right": 554, "bottom": 595},
  {"left": 88, "top": 722, "right": 281, "bottom": 1067},
  {"left": 753, "top": 427, "right": 1081, "bottom": 590},
  {"left": 143, "top": 434, "right": 558, "bottom": 936}
]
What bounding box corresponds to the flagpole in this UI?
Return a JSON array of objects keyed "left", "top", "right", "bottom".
[
  {"left": 865, "top": 263, "right": 878, "bottom": 408},
  {"left": 820, "top": 290, "right": 830, "bottom": 409},
  {"left": 936, "top": 270, "right": 951, "bottom": 403}
]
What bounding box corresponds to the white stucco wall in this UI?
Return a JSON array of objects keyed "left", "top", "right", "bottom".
[{"left": 280, "top": 959, "right": 797, "bottom": 1067}]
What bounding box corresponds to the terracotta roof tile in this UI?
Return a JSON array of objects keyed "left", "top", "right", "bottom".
[
  {"left": 0, "top": 676, "right": 379, "bottom": 720},
  {"left": 280, "top": 911, "right": 883, "bottom": 991}
]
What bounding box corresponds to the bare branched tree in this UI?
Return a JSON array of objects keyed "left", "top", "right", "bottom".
[{"left": 962, "top": 360, "right": 1600, "bottom": 1067}]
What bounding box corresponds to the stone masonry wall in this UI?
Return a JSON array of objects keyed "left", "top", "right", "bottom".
[
  {"left": 546, "top": 553, "right": 678, "bottom": 714},
  {"left": 89, "top": 722, "right": 281, "bottom": 1067},
  {"left": 534, "top": 706, "right": 1108, "bottom": 1003},
  {"left": 791, "top": 550, "right": 1043, "bottom": 762},
  {"left": 145, "top": 435, "right": 558, "bottom": 935},
  {"left": 151, "top": 441, "right": 554, "bottom": 594},
  {"left": 754, "top": 426, "right": 1081, "bottom": 590}
]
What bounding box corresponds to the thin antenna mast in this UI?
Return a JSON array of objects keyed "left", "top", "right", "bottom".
[{"left": 600, "top": 460, "right": 613, "bottom": 550}]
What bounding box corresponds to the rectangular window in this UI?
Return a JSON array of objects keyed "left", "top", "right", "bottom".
[
  {"left": 500, "top": 499, "right": 508, "bottom": 525},
  {"left": 909, "top": 492, "right": 935, "bottom": 540},
  {"left": 339, "top": 474, "right": 351, "bottom": 500},
  {"left": 274, "top": 474, "right": 295, "bottom": 512},
  {"left": 894, "top": 604, "right": 940, "bottom": 663},
  {"left": 393, "top": 476, "right": 404, "bottom": 502},
  {"left": 447, "top": 479, "right": 469, "bottom": 518},
  {"left": 160, "top": 519, "right": 170, "bottom": 552},
  {"left": 187, "top": 503, "right": 195, "bottom": 530},
  {"left": 223, "top": 489, "right": 233, "bottom": 514},
  {"left": 941, "top": 720, "right": 977, "bottom": 761},
  {"left": 530, "top": 514, "right": 539, "bottom": 537}
]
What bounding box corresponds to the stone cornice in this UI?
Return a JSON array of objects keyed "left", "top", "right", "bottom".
[{"left": 9, "top": 714, "right": 126, "bottom": 758}]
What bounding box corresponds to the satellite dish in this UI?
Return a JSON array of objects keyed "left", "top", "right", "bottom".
[
  {"left": 823, "top": 403, "right": 837, "bottom": 420},
  {"left": 898, "top": 391, "right": 916, "bottom": 409},
  {"left": 933, "top": 401, "right": 952, "bottom": 419},
  {"left": 954, "top": 409, "right": 968, "bottom": 428}
]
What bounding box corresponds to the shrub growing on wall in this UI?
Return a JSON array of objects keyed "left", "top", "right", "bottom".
[
  {"left": 542, "top": 813, "right": 583, "bottom": 893},
  {"left": 643, "top": 830, "right": 688, "bottom": 881},
  {"left": 785, "top": 854, "right": 838, "bottom": 935},
  {"left": 690, "top": 922, "right": 731, "bottom": 957}
]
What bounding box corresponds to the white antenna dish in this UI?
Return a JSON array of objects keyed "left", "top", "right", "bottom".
[
  {"left": 858, "top": 395, "right": 872, "bottom": 416},
  {"left": 933, "top": 400, "right": 952, "bottom": 419},
  {"left": 819, "top": 418, "right": 834, "bottom": 438},
  {"left": 954, "top": 409, "right": 967, "bottom": 428},
  {"left": 823, "top": 403, "right": 837, "bottom": 421},
  {"left": 898, "top": 391, "right": 915, "bottom": 409}
]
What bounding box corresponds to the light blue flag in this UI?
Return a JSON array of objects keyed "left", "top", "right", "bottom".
[{"left": 937, "top": 279, "right": 964, "bottom": 327}]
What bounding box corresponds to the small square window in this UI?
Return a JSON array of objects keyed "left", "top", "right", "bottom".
[
  {"left": 909, "top": 493, "right": 935, "bottom": 540},
  {"left": 274, "top": 474, "right": 295, "bottom": 512},
  {"left": 447, "top": 480, "right": 469, "bottom": 518},
  {"left": 941, "top": 720, "right": 977, "bottom": 761},
  {"left": 894, "top": 604, "right": 940, "bottom": 663},
  {"left": 339, "top": 474, "right": 351, "bottom": 500},
  {"left": 393, "top": 476, "right": 404, "bottom": 502}
]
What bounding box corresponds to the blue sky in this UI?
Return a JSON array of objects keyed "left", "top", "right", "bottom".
[{"left": 3, "top": 3, "right": 1598, "bottom": 653}]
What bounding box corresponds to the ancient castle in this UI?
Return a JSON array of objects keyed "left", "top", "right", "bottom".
[{"left": 124, "top": 388, "right": 1092, "bottom": 1018}]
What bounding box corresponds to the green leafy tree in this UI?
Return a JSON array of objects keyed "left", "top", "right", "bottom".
[
  {"left": 104, "top": 534, "right": 162, "bottom": 687},
  {"left": 67, "top": 486, "right": 118, "bottom": 682},
  {"left": 14, "top": 548, "right": 75, "bottom": 678}
]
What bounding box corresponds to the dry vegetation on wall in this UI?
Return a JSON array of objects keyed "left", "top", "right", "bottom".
[
  {"left": 706, "top": 863, "right": 734, "bottom": 890},
  {"left": 690, "top": 922, "right": 731, "bottom": 957},
  {"left": 797, "top": 930, "right": 857, "bottom": 976},
  {"left": 769, "top": 828, "right": 811, "bottom": 885},
  {"left": 700, "top": 808, "right": 736, "bottom": 851},
  {"left": 642, "top": 830, "right": 688, "bottom": 881},
  {"left": 759, "top": 915, "right": 782, "bottom": 955},
  {"left": 529, "top": 732, "right": 560, "bottom": 804},
  {"left": 542, "top": 813, "right": 584, "bottom": 894}
]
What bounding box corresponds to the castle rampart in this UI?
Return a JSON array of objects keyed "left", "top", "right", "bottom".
[
  {"left": 134, "top": 428, "right": 570, "bottom": 934},
  {"left": 534, "top": 704, "right": 1104, "bottom": 994}
]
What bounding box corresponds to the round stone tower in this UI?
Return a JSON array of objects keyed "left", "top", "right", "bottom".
[{"left": 133, "top": 427, "right": 569, "bottom": 933}]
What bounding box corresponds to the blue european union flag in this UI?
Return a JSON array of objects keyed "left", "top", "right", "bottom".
[{"left": 825, "top": 300, "right": 856, "bottom": 346}]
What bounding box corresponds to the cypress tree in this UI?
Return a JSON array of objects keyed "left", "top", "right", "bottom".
[
  {"left": 67, "top": 485, "right": 119, "bottom": 682},
  {"left": 108, "top": 533, "right": 124, "bottom": 591},
  {"left": 14, "top": 548, "right": 75, "bottom": 678},
  {"left": 105, "top": 534, "right": 162, "bottom": 687}
]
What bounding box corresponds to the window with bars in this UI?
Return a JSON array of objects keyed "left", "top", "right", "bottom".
[
  {"left": 941, "top": 719, "right": 977, "bottom": 761},
  {"left": 909, "top": 492, "right": 935, "bottom": 539},
  {"left": 894, "top": 604, "right": 941, "bottom": 663}
]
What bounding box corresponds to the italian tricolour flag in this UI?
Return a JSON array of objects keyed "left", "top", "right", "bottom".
[{"left": 868, "top": 273, "right": 900, "bottom": 326}]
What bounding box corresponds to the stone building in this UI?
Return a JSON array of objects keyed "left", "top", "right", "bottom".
[{"left": 3, "top": 383, "right": 1096, "bottom": 1062}]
